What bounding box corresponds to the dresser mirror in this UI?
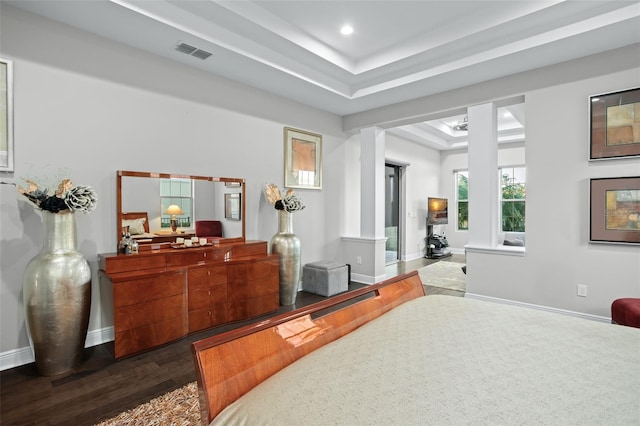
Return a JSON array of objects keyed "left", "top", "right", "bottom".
[{"left": 117, "top": 170, "right": 246, "bottom": 247}]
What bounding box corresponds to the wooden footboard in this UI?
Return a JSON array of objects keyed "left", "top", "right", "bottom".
[{"left": 191, "top": 271, "right": 425, "bottom": 425}]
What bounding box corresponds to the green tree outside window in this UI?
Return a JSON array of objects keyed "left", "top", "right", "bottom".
[
  {"left": 500, "top": 167, "right": 526, "bottom": 232},
  {"left": 456, "top": 171, "right": 469, "bottom": 230}
]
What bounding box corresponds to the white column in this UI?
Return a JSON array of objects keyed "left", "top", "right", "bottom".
[
  {"left": 467, "top": 102, "right": 498, "bottom": 248},
  {"left": 360, "top": 126, "right": 386, "bottom": 239},
  {"left": 340, "top": 126, "right": 387, "bottom": 284}
]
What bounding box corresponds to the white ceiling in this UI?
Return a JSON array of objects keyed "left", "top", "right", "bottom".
[{"left": 7, "top": 0, "right": 640, "bottom": 149}]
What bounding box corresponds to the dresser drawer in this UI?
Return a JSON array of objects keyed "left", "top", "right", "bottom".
[
  {"left": 114, "top": 293, "right": 187, "bottom": 330},
  {"left": 232, "top": 241, "right": 267, "bottom": 257},
  {"left": 166, "top": 248, "right": 231, "bottom": 267},
  {"left": 114, "top": 313, "right": 187, "bottom": 358},
  {"left": 228, "top": 295, "right": 278, "bottom": 322},
  {"left": 188, "top": 288, "right": 211, "bottom": 311},
  {"left": 188, "top": 309, "right": 212, "bottom": 333},
  {"left": 113, "top": 270, "right": 186, "bottom": 308},
  {"left": 188, "top": 265, "right": 227, "bottom": 292},
  {"left": 103, "top": 253, "right": 166, "bottom": 274}
]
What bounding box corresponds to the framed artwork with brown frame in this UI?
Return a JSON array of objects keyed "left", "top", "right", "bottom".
[
  {"left": 224, "top": 193, "right": 241, "bottom": 221},
  {"left": 284, "top": 127, "right": 322, "bottom": 190},
  {"left": 590, "top": 176, "right": 640, "bottom": 245},
  {"left": 589, "top": 87, "right": 640, "bottom": 160},
  {"left": 0, "top": 58, "right": 14, "bottom": 172}
]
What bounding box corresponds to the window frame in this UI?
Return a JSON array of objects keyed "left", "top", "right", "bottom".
[
  {"left": 455, "top": 170, "right": 469, "bottom": 231},
  {"left": 499, "top": 166, "right": 526, "bottom": 233},
  {"left": 160, "top": 178, "right": 194, "bottom": 229}
]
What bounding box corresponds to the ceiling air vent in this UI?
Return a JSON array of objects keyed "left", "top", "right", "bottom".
[
  {"left": 175, "top": 42, "right": 212, "bottom": 60},
  {"left": 191, "top": 49, "right": 212, "bottom": 60}
]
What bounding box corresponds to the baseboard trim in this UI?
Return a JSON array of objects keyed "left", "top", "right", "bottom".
[
  {"left": 0, "top": 326, "right": 114, "bottom": 371},
  {"left": 0, "top": 347, "right": 34, "bottom": 371},
  {"left": 465, "top": 293, "right": 611, "bottom": 323},
  {"left": 350, "top": 272, "right": 386, "bottom": 285}
]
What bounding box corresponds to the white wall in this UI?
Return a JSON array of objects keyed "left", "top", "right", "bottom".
[
  {"left": 467, "top": 68, "right": 640, "bottom": 317},
  {"left": 0, "top": 5, "right": 346, "bottom": 367}
]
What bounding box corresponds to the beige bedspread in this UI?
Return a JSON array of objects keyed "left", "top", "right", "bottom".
[{"left": 212, "top": 295, "right": 640, "bottom": 425}]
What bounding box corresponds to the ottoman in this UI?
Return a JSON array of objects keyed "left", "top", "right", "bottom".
[
  {"left": 302, "top": 261, "right": 348, "bottom": 297},
  {"left": 611, "top": 298, "right": 640, "bottom": 328}
]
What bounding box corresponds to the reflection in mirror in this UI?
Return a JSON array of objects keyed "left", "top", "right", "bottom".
[
  {"left": 117, "top": 171, "right": 245, "bottom": 248},
  {"left": 224, "top": 193, "right": 241, "bottom": 221}
]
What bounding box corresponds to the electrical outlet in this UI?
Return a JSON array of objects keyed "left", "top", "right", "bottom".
[
  {"left": 356, "top": 256, "right": 362, "bottom": 264},
  {"left": 577, "top": 284, "right": 587, "bottom": 297}
]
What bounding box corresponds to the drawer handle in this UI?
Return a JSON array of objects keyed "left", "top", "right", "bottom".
[{"left": 203, "top": 253, "right": 207, "bottom": 258}]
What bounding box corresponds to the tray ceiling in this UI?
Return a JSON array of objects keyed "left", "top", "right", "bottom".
[{"left": 5, "top": 1, "right": 639, "bottom": 148}]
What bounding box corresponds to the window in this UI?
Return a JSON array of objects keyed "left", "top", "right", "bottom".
[
  {"left": 160, "top": 178, "right": 193, "bottom": 228},
  {"left": 500, "top": 167, "right": 526, "bottom": 232},
  {"left": 456, "top": 170, "right": 469, "bottom": 230}
]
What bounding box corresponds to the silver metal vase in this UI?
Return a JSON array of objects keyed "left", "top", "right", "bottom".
[
  {"left": 270, "top": 210, "right": 301, "bottom": 305},
  {"left": 23, "top": 210, "right": 92, "bottom": 376}
]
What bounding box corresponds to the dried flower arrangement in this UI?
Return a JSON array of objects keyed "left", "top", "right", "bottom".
[
  {"left": 3, "top": 178, "right": 98, "bottom": 214},
  {"left": 264, "top": 183, "right": 305, "bottom": 213}
]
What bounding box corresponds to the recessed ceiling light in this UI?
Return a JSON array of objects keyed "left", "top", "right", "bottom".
[{"left": 341, "top": 25, "right": 354, "bottom": 36}]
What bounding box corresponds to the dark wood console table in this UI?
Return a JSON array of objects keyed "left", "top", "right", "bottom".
[{"left": 99, "top": 240, "right": 279, "bottom": 359}]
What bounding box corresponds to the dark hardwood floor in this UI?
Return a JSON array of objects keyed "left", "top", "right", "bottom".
[{"left": 0, "top": 255, "right": 464, "bottom": 425}]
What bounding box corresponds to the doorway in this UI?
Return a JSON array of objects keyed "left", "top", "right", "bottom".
[{"left": 385, "top": 164, "right": 401, "bottom": 264}]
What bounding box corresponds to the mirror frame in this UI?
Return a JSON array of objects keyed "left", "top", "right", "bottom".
[{"left": 117, "top": 170, "right": 246, "bottom": 247}]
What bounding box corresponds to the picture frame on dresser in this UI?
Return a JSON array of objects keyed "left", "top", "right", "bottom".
[
  {"left": 589, "top": 176, "right": 640, "bottom": 245},
  {"left": 0, "top": 58, "right": 14, "bottom": 172},
  {"left": 589, "top": 87, "right": 640, "bottom": 160},
  {"left": 284, "top": 127, "right": 322, "bottom": 189},
  {"left": 225, "top": 193, "right": 241, "bottom": 220}
]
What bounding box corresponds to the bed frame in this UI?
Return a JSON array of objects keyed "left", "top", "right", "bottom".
[
  {"left": 191, "top": 270, "right": 425, "bottom": 425},
  {"left": 121, "top": 211, "right": 150, "bottom": 233}
]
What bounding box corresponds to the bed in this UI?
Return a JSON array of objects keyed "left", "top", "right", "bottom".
[
  {"left": 122, "top": 211, "right": 188, "bottom": 245},
  {"left": 192, "top": 271, "right": 640, "bottom": 425},
  {"left": 121, "top": 211, "right": 155, "bottom": 241}
]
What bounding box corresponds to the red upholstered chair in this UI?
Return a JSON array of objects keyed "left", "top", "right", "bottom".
[
  {"left": 195, "top": 220, "right": 223, "bottom": 241},
  {"left": 611, "top": 298, "right": 640, "bottom": 328}
]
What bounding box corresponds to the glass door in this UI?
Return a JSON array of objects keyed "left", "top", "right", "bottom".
[{"left": 385, "top": 164, "right": 400, "bottom": 264}]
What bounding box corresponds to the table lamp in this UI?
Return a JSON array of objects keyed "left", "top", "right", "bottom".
[{"left": 165, "top": 204, "right": 183, "bottom": 233}]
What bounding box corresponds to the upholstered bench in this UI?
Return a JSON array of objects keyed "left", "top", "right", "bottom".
[
  {"left": 302, "top": 261, "right": 348, "bottom": 297},
  {"left": 611, "top": 298, "right": 640, "bottom": 328}
]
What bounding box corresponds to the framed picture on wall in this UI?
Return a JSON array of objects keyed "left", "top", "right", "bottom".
[
  {"left": 590, "top": 176, "right": 640, "bottom": 245},
  {"left": 0, "top": 58, "right": 14, "bottom": 172},
  {"left": 589, "top": 87, "right": 640, "bottom": 160},
  {"left": 225, "top": 193, "right": 241, "bottom": 221},
  {"left": 284, "top": 127, "right": 322, "bottom": 190}
]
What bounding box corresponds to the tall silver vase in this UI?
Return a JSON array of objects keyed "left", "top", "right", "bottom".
[
  {"left": 270, "top": 210, "right": 301, "bottom": 305},
  {"left": 23, "top": 210, "right": 91, "bottom": 376}
]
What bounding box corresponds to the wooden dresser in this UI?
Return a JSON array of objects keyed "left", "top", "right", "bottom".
[{"left": 99, "top": 240, "right": 279, "bottom": 359}]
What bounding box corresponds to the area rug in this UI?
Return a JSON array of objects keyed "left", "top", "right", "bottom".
[
  {"left": 94, "top": 381, "right": 199, "bottom": 426},
  {"left": 418, "top": 261, "right": 466, "bottom": 292}
]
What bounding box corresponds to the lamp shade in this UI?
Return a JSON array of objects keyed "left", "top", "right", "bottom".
[{"left": 164, "top": 204, "right": 183, "bottom": 216}]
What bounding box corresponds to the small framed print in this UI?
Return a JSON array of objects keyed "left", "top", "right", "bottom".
[
  {"left": 590, "top": 87, "right": 640, "bottom": 160},
  {"left": 224, "top": 193, "right": 241, "bottom": 221},
  {"left": 284, "top": 127, "right": 322, "bottom": 190},
  {"left": 0, "top": 58, "right": 14, "bottom": 172},
  {"left": 590, "top": 176, "right": 640, "bottom": 245}
]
